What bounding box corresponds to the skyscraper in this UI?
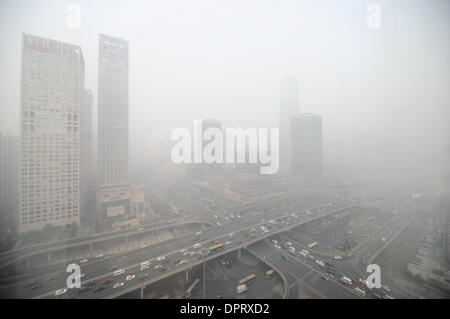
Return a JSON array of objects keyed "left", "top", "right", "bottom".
[
  {"left": 0, "top": 134, "right": 19, "bottom": 212},
  {"left": 291, "top": 113, "right": 322, "bottom": 177},
  {"left": 19, "top": 34, "right": 84, "bottom": 233},
  {"left": 279, "top": 76, "right": 299, "bottom": 175},
  {"left": 80, "top": 89, "right": 94, "bottom": 225},
  {"left": 96, "top": 34, "right": 135, "bottom": 229},
  {"left": 98, "top": 34, "right": 129, "bottom": 185}
]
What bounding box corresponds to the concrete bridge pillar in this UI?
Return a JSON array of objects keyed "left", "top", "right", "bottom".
[
  {"left": 185, "top": 269, "right": 189, "bottom": 281},
  {"left": 237, "top": 248, "right": 241, "bottom": 260},
  {"left": 140, "top": 286, "right": 145, "bottom": 299}
]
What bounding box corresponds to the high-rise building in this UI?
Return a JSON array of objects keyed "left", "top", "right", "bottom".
[
  {"left": 98, "top": 34, "right": 129, "bottom": 185},
  {"left": 291, "top": 113, "right": 322, "bottom": 177},
  {"left": 19, "top": 34, "right": 84, "bottom": 233},
  {"left": 0, "top": 134, "right": 20, "bottom": 228},
  {"left": 0, "top": 134, "right": 19, "bottom": 211},
  {"left": 96, "top": 34, "right": 137, "bottom": 229},
  {"left": 279, "top": 76, "right": 299, "bottom": 175},
  {"left": 80, "top": 89, "right": 94, "bottom": 224}
]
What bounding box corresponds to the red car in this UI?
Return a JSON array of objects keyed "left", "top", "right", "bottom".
[{"left": 102, "top": 278, "right": 113, "bottom": 285}]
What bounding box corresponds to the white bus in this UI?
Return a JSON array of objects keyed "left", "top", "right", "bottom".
[
  {"left": 354, "top": 287, "right": 366, "bottom": 297},
  {"left": 114, "top": 269, "right": 125, "bottom": 277},
  {"left": 140, "top": 261, "right": 151, "bottom": 271},
  {"left": 308, "top": 242, "right": 318, "bottom": 249}
]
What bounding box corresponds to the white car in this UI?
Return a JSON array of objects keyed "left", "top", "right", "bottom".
[
  {"left": 55, "top": 288, "right": 67, "bottom": 296},
  {"left": 113, "top": 282, "right": 124, "bottom": 289},
  {"left": 154, "top": 265, "right": 162, "bottom": 270},
  {"left": 178, "top": 259, "right": 187, "bottom": 265},
  {"left": 126, "top": 274, "right": 135, "bottom": 281},
  {"left": 157, "top": 256, "right": 165, "bottom": 262},
  {"left": 225, "top": 241, "right": 232, "bottom": 246},
  {"left": 95, "top": 254, "right": 105, "bottom": 259},
  {"left": 79, "top": 259, "right": 88, "bottom": 264},
  {"left": 334, "top": 255, "right": 342, "bottom": 260},
  {"left": 274, "top": 245, "right": 281, "bottom": 249}
]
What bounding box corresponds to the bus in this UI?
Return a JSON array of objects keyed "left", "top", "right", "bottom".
[
  {"left": 185, "top": 278, "right": 200, "bottom": 298},
  {"left": 265, "top": 269, "right": 275, "bottom": 279},
  {"left": 238, "top": 273, "right": 256, "bottom": 286},
  {"left": 308, "top": 242, "right": 318, "bottom": 249},
  {"left": 209, "top": 243, "right": 224, "bottom": 254},
  {"left": 354, "top": 287, "right": 366, "bottom": 297}
]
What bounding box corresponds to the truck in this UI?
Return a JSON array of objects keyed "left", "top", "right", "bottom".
[{"left": 236, "top": 284, "right": 248, "bottom": 294}]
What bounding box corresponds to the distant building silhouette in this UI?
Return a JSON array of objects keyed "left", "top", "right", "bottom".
[
  {"left": 279, "top": 76, "right": 299, "bottom": 175},
  {"left": 291, "top": 113, "right": 322, "bottom": 177}
]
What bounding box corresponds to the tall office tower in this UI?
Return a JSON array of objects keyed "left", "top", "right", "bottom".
[
  {"left": 0, "top": 132, "right": 3, "bottom": 210},
  {"left": 0, "top": 135, "right": 19, "bottom": 218},
  {"left": 189, "top": 119, "right": 223, "bottom": 177},
  {"left": 19, "top": 34, "right": 84, "bottom": 233},
  {"left": 97, "top": 34, "right": 136, "bottom": 229},
  {"left": 279, "top": 76, "right": 299, "bottom": 175},
  {"left": 98, "top": 34, "right": 129, "bottom": 185},
  {"left": 291, "top": 113, "right": 322, "bottom": 177},
  {"left": 80, "top": 89, "right": 94, "bottom": 224}
]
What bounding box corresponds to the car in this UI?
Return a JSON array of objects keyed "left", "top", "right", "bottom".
[
  {"left": 225, "top": 241, "right": 233, "bottom": 246},
  {"left": 85, "top": 280, "right": 95, "bottom": 286},
  {"left": 113, "top": 282, "right": 124, "bottom": 289},
  {"left": 79, "top": 259, "right": 88, "bottom": 264},
  {"left": 334, "top": 255, "right": 342, "bottom": 260},
  {"left": 101, "top": 278, "right": 113, "bottom": 285},
  {"left": 109, "top": 266, "right": 118, "bottom": 272},
  {"left": 274, "top": 244, "right": 281, "bottom": 249},
  {"left": 138, "top": 272, "right": 150, "bottom": 279},
  {"left": 178, "top": 259, "right": 188, "bottom": 265},
  {"left": 95, "top": 254, "right": 105, "bottom": 259},
  {"left": 321, "top": 275, "right": 330, "bottom": 281},
  {"left": 157, "top": 256, "right": 165, "bottom": 262},
  {"left": 358, "top": 278, "right": 368, "bottom": 287},
  {"left": 29, "top": 283, "right": 43, "bottom": 290},
  {"left": 281, "top": 255, "right": 288, "bottom": 261},
  {"left": 126, "top": 274, "right": 136, "bottom": 281},
  {"left": 381, "top": 285, "right": 391, "bottom": 292},
  {"left": 155, "top": 265, "right": 162, "bottom": 270},
  {"left": 94, "top": 286, "right": 106, "bottom": 293},
  {"left": 55, "top": 288, "right": 67, "bottom": 296},
  {"left": 137, "top": 227, "right": 145, "bottom": 231}
]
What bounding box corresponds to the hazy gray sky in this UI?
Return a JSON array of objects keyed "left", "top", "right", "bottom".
[{"left": 1, "top": 0, "right": 449, "bottom": 175}]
